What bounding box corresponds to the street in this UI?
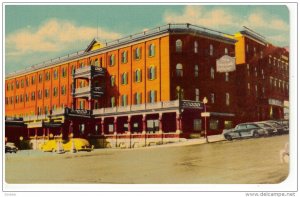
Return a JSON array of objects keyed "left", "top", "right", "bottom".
[{"left": 5, "top": 135, "right": 289, "bottom": 184}]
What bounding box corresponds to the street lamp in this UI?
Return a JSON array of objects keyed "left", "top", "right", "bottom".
[{"left": 203, "top": 97, "right": 208, "bottom": 143}]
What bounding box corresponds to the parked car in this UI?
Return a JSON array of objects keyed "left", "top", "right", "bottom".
[
  {"left": 5, "top": 142, "right": 18, "bottom": 153},
  {"left": 255, "top": 122, "right": 278, "bottom": 136},
  {"left": 41, "top": 138, "right": 93, "bottom": 153},
  {"left": 224, "top": 123, "right": 268, "bottom": 141},
  {"left": 266, "top": 120, "right": 289, "bottom": 134}
]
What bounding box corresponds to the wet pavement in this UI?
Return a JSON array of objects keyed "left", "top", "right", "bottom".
[{"left": 5, "top": 135, "right": 289, "bottom": 184}]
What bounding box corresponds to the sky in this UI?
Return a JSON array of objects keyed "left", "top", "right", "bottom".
[{"left": 5, "top": 4, "right": 289, "bottom": 74}]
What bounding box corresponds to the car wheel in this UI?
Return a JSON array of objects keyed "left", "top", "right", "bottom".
[
  {"left": 225, "top": 135, "right": 232, "bottom": 141},
  {"left": 253, "top": 132, "right": 259, "bottom": 138}
]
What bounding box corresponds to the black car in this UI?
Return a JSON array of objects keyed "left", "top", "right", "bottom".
[{"left": 5, "top": 143, "right": 18, "bottom": 153}]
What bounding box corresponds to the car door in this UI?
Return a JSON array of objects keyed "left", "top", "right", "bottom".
[
  {"left": 241, "top": 124, "right": 254, "bottom": 137},
  {"left": 237, "top": 124, "right": 248, "bottom": 137}
]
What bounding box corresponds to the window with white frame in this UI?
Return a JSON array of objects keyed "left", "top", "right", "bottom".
[
  {"left": 149, "top": 44, "right": 155, "bottom": 57},
  {"left": 225, "top": 48, "right": 228, "bottom": 55},
  {"left": 210, "top": 67, "right": 215, "bottom": 79},
  {"left": 194, "top": 41, "right": 198, "bottom": 53},
  {"left": 175, "top": 39, "right": 183, "bottom": 52},
  {"left": 209, "top": 44, "right": 213, "bottom": 56},
  {"left": 226, "top": 93, "right": 230, "bottom": 106},
  {"left": 225, "top": 72, "right": 229, "bottom": 82},
  {"left": 176, "top": 63, "right": 183, "bottom": 77},
  {"left": 121, "top": 95, "right": 128, "bottom": 106},
  {"left": 194, "top": 65, "right": 199, "bottom": 77},
  {"left": 195, "top": 88, "right": 200, "bottom": 101},
  {"left": 210, "top": 93, "right": 215, "bottom": 104},
  {"left": 148, "top": 66, "right": 156, "bottom": 80},
  {"left": 149, "top": 90, "right": 157, "bottom": 103}
]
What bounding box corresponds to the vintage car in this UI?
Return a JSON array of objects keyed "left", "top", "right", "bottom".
[
  {"left": 223, "top": 123, "right": 268, "bottom": 141},
  {"left": 5, "top": 142, "right": 18, "bottom": 153}
]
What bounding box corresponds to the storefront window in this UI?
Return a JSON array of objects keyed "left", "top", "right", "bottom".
[{"left": 209, "top": 119, "right": 219, "bottom": 130}]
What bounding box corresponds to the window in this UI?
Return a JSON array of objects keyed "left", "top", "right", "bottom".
[
  {"left": 255, "top": 85, "right": 258, "bottom": 96},
  {"left": 193, "top": 119, "right": 202, "bottom": 131},
  {"left": 210, "top": 67, "right": 215, "bottom": 79},
  {"left": 38, "top": 90, "right": 42, "bottom": 99},
  {"left": 262, "top": 86, "right": 265, "bottom": 94},
  {"left": 121, "top": 95, "right": 127, "bottom": 106},
  {"left": 45, "top": 72, "right": 50, "bottom": 81},
  {"left": 226, "top": 93, "right": 230, "bottom": 106},
  {"left": 195, "top": 88, "right": 200, "bottom": 101},
  {"left": 149, "top": 44, "right": 155, "bottom": 57},
  {"left": 121, "top": 72, "right": 128, "bottom": 85},
  {"left": 94, "top": 59, "right": 99, "bottom": 67},
  {"left": 194, "top": 65, "right": 199, "bottom": 77},
  {"left": 21, "top": 80, "right": 24, "bottom": 88},
  {"left": 62, "top": 67, "right": 67, "bottom": 77},
  {"left": 16, "top": 80, "right": 19, "bottom": 89},
  {"left": 53, "top": 69, "right": 58, "bottom": 80},
  {"left": 79, "top": 100, "right": 85, "bottom": 110},
  {"left": 255, "top": 67, "right": 257, "bottom": 77},
  {"left": 61, "top": 85, "right": 66, "bottom": 95},
  {"left": 16, "top": 95, "right": 19, "bottom": 103},
  {"left": 111, "top": 97, "right": 115, "bottom": 107},
  {"left": 194, "top": 41, "right": 198, "bottom": 53},
  {"left": 209, "top": 44, "right": 213, "bottom": 56},
  {"left": 26, "top": 77, "right": 29, "bottom": 86},
  {"left": 121, "top": 51, "right": 128, "bottom": 63},
  {"left": 111, "top": 75, "right": 115, "bottom": 87},
  {"left": 253, "top": 47, "right": 256, "bottom": 54},
  {"left": 5, "top": 97, "right": 8, "bottom": 105},
  {"left": 135, "top": 47, "right": 141, "bottom": 60},
  {"left": 246, "top": 44, "right": 249, "bottom": 53},
  {"left": 225, "top": 48, "right": 228, "bottom": 55},
  {"left": 135, "top": 69, "right": 142, "bottom": 82},
  {"left": 247, "top": 83, "right": 251, "bottom": 92},
  {"left": 94, "top": 101, "right": 98, "bottom": 109},
  {"left": 79, "top": 81, "right": 84, "bottom": 88},
  {"left": 45, "top": 89, "right": 49, "bottom": 98},
  {"left": 38, "top": 74, "right": 43, "bottom": 83},
  {"left": 53, "top": 87, "right": 58, "bottom": 97},
  {"left": 269, "top": 57, "right": 272, "bottom": 64},
  {"left": 148, "top": 66, "right": 156, "bottom": 80},
  {"left": 176, "top": 63, "right": 183, "bottom": 77},
  {"left": 20, "top": 95, "right": 23, "bottom": 102},
  {"left": 175, "top": 39, "right": 182, "bottom": 52},
  {"left": 109, "top": 54, "right": 115, "bottom": 66},
  {"left": 209, "top": 119, "right": 219, "bottom": 130},
  {"left": 210, "top": 93, "right": 215, "bottom": 104},
  {"left": 260, "top": 51, "right": 263, "bottom": 59},
  {"left": 31, "top": 92, "right": 35, "bottom": 101},
  {"left": 79, "top": 62, "right": 84, "bottom": 68},
  {"left": 31, "top": 76, "right": 35, "bottom": 85},
  {"left": 71, "top": 66, "right": 76, "bottom": 75},
  {"left": 149, "top": 90, "right": 157, "bottom": 103},
  {"left": 25, "top": 94, "right": 29, "bottom": 102},
  {"left": 225, "top": 72, "right": 229, "bottom": 82},
  {"left": 224, "top": 121, "right": 233, "bottom": 129},
  {"left": 261, "top": 69, "right": 265, "bottom": 79},
  {"left": 135, "top": 92, "right": 142, "bottom": 105}
]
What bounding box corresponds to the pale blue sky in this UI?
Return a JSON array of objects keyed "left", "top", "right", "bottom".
[{"left": 5, "top": 5, "right": 289, "bottom": 74}]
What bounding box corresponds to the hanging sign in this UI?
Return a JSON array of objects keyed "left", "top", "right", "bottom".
[{"left": 216, "top": 55, "right": 236, "bottom": 73}]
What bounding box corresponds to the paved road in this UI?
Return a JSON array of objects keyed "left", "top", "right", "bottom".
[{"left": 5, "top": 135, "right": 289, "bottom": 184}]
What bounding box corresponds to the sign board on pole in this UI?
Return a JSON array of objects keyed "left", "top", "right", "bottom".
[
  {"left": 216, "top": 55, "right": 236, "bottom": 73},
  {"left": 201, "top": 112, "right": 210, "bottom": 117}
]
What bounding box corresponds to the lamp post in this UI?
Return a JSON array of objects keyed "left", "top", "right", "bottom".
[{"left": 203, "top": 97, "right": 208, "bottom": 143}]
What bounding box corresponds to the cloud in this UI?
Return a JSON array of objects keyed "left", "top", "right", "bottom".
[
  {"left": 163, "top": 6, "right": 289, "bottom": 46},
  {"left": 6, "top": 19, "right": 122, "bottom": 56},
  {"left": 164, "top": 6, "right": 237, "bottom": 30},
  {"left": 241, "top": 12, "right": 289, "bottom": 31}
]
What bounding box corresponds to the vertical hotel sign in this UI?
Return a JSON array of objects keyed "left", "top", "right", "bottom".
[{"left": 216, "top": 55, "right": 236, "bottom": 73}]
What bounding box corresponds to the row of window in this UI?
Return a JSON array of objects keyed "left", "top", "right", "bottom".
[
  {"left": 268, "top": 56, "right": 289, "bottom": 72},
  {"left": 6, "top": 68, "right": 68, "bottom": 91},
  {"left": 176, "top": 64, "right": 230, "bottom": 81},
  {"left": 269, "top": 77, "right": 289, "bottom": 91},
  {"left": 175, "top": 39, "right": 229, "bottom": 56},
  {"left": 5, "top": 86, "right": 68, "bottom": 105},
  {"left": 108, "top": 44, "right": 155, "bottom": 66}
]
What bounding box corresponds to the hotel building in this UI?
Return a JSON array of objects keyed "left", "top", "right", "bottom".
[{"left": 5, "top": 24, "right": 289, "bottom": 148}]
